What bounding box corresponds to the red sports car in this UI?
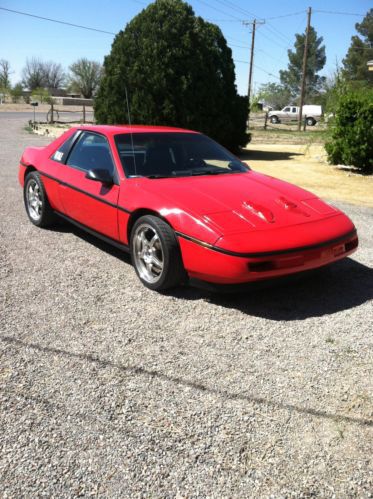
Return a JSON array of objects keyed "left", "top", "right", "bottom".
[{"left": 19, "top": 125, "right": 358, "bottom": 291}]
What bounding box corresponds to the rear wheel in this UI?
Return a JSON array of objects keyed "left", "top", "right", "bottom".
[
  {"left": 306, "top": 117, "right": 316, "bottom": 126},
  {"left": 24, "top": 171, "right": 56, "bottom": 227},
  {"left": 130, "top": 215, "right": 185, "bottom": 291}
]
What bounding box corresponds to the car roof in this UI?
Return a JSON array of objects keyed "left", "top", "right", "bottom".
[{"left": 74, "top": 124, "right": 200, "bottom": 136}]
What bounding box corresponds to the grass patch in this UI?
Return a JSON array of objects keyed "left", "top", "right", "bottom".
[{"left": 23, "top": 124, "right": 34, "bottom": 133}]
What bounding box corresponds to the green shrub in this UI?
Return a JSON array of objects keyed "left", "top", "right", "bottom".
[
  {"left": 325, "top": 92, "right": 373, "bottom": 173},
  {"left": 31, "top": 87, "right": 52, "bottom": 104},
  {"left": 94, "top": 0, "right": 249, "bottom": 151}
]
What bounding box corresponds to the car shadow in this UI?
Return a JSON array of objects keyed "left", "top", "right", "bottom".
[
  {"left": 203, "top": 258, "right": 373, "bottom": 321},
  {"left": 238, "top": 149, "right": 303, "bottom": 162},
  {"left": 52, "top": 220, "right": 372, "bottom": 321}
]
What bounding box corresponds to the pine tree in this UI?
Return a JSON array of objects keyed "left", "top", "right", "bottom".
[
  {"left": 342, "top": 9, "right": 373, "bottom": 85},
  {"left": 279, "top": 26, "right": 326, "bottom": 101}
]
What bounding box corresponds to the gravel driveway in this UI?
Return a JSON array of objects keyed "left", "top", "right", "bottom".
[{"left": 0, "top": 115, "right": 372, "bottom": 497}]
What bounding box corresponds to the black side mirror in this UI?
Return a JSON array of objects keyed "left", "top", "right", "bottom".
[{"left": 86, "top": 168, "right": 113, "bottom": 186}]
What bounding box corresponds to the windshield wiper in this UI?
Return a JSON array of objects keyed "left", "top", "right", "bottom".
[
  {"left": 146, "top": 174, "right": 173, "bottom": 179},
  {"left": 191, "top": 168, "right": 233, "bottom": 176}
]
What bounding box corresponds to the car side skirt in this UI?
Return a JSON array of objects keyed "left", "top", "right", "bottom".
[{"left": 55, "top": 212, "right": 130, "bottom": 253}]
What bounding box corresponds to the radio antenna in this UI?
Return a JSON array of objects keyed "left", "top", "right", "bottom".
[{"left": 124, "top": 85, "right": 137, "bottom": 177}]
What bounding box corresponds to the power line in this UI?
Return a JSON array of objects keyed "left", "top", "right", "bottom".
[
  {"left": 266, "top": 11, "right": 306, "bottom": 20},
  {"left": 195, "top": 0, "right": 243, "bottom": 21},
  {"left": 0, "top": 6, "right": 116, "bottom": 35},
  {"left": 256, "top": 28, "right": 288, "bottom": 49},
  {"left": 212, "top": 0, "right": 256, "bottom": 19},
  {"left": 264, "top": 22, "right": 291, "bottom": 44},
  {"left": 210, "top": 1, "right": 297, "bottom": 46},
  {"left": 314, "top": 10, "right": 366, "bottom": 17},
  {"left": 206, "top": 18, "right": 244, "bottom": 22},
  {"left": 254, "top": 64, "right": 281, "bottom": 80},
  {"left": 234, "top": 60, "right": 281, "bottom": 81},
  {"left": 226, "top": 35, "right": 250, "bottom": 47},
  {"left": 257, "top": 48, "right": 288, "bottom": 65},
  {"left": 229, "top": 42, "right": 251, "bottom": 49}
]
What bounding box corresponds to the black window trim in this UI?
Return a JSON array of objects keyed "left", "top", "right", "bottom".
[
  {"left": 49, "top": 129, "right": 82, "bottom": 165},
  {"left": 64, "top": 130, "right": 120, "bottom": 186}
]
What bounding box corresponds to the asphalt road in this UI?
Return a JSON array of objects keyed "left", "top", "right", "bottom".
[
  {"left": 0, "top": 110, "right": 94, "bottom": 122},
  {"left": 0, "top": 116, "right": 372, "bottom": 497}
]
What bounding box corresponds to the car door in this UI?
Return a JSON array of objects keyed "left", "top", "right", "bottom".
[
  {"left": 60, "top": 131, "right": 120, "bottom": 240},
  {"left": 282, "top": 107, "right": 291, "bottom": 121}
]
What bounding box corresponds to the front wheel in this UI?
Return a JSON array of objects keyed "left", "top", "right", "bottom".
[
  {"left": 24, "top": 172, "right": 56, "bottom": 227},
  {"left": 270, "top": 115, "right": 279, "bottom": 124},
  {"left": 130, "top": 215, "right": 186, "bottom": 291}
]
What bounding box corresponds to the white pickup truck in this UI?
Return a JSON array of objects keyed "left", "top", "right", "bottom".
[{"left": 268, "top": 105, "right": 322, "bottom": 126}]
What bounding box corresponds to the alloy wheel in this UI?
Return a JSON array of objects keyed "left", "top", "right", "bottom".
[{"left": 133, "top": 223, "right": 164, "bottom": 284}]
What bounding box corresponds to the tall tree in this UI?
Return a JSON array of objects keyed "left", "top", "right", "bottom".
[
  {"left": 22, "top": 58, "right": 46, "bottom": 90},
  {"left": 280, "top": 26, "right": 326, "bottom": 101},
  {"left": 342, "top": 9, "right": 373, "bottom": 85},
  {"left": 0, "top": 59, "right": 12, "bottom": 89},
  {"left": 43, "top": 62, "right": 66, "bottom": 89},
  {"left": 22, "top": 58, "right": 65, "bottom": 90},
  {"left": 69, "top": 59, "right": 102, "bottom": 98},
  {"left": 95, "top": 0, "right": 248, "bottom": 150}
]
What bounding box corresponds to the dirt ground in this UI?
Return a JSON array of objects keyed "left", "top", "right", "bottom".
[{"left": 241, "top": 143, "right": 373, "bottom": 208}]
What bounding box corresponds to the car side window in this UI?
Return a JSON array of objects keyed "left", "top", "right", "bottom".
[
  {"left": 284, "top": 107, "right": 290, "bottom": 112},
  {"left": 51, "top": 131, "right": 80, "bottom": 163},
  {"left": 292, "top": 107, "right": 297, "bottom": 113},
  {"left": 66, "top": 132, "right": 115, "bottom": 174}
]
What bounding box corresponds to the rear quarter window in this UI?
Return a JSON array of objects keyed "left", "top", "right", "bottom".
[{"left": 51, "top": 131, "right": 80, "bottom": 163}]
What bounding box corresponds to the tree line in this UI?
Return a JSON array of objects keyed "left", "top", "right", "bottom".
[{"left": 0, "top": 57, "right": 102, "bottom": 100}]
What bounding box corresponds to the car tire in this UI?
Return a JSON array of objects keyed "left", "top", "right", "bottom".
[
  {"left": 270, "top": 116, "right": 279, "bottom": 124},
  {"left": 24, "top": 171, "right": 56, "bottom": 228},
  {"left": 306, "top": 117, "right": 316, "bottom": 126},
  {"left": 130, "top": 215, "right": 186, "bottom": 291}
]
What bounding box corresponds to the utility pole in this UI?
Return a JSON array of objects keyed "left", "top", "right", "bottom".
[
  {"left": 298, "top": 7, "right": 312, "bottom": 131},
  {"left": 243, "top": 19, "right": 265, "bottom": 127},
  {"left": 247, "top": 19, "right": 256, "bottom": 107}
]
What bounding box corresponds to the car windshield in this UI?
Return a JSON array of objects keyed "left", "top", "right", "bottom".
[{"left": 114, "top": 132, "right": 249, "bottom": 178}]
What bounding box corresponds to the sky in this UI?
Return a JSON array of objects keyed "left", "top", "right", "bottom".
[{"left": 0, "top": 0, "right": 371, "bottom": 96}]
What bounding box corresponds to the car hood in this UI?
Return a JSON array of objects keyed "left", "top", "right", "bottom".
[{"left": 140, "top": 171, "right": 341, "bottom": 233}]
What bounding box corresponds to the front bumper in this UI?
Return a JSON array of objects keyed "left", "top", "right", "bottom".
[{"left": 178, "top": 230, "right": 358, "bottom": 284}]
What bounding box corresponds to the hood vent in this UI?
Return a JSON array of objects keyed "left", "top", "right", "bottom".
[
  {"left": 242, "top": 201, "right": 275, "bottom": 223},
  {"left": 276, "top": 196, "right": 311, "bottom": 218}
]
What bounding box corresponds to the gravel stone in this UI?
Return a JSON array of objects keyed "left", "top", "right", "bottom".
[{"left": 0, "top": 114, "right": 372, "bottom": 497}]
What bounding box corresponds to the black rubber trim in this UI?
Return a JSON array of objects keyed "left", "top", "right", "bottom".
[
  {"left": 55, "top": 211, "right": 130, "bottom": 253},
  {"left": 189, "top": 267, "right": 329, "bottom": 294},
  {"left": 38, "top": 171, "right": 131, "bottom": 214},
  {"left": 176, "top": 228, "right": 357, "bottom": 259}
]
